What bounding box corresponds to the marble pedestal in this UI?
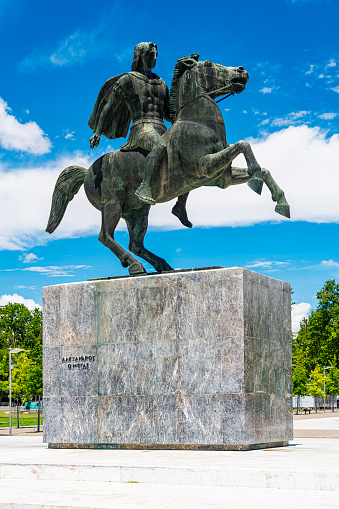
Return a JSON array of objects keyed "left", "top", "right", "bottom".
[{"left": 43, "top": 267, "right": 293, "bottom": 450}]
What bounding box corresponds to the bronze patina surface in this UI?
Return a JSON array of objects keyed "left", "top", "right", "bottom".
[{"left": 46, "top": 43, "right": 290, "bottom": 275}]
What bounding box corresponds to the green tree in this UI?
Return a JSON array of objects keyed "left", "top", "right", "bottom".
[
  {"left": 2, "top": 353, "right": 42, "bottom": 400},
  {"left": 0, "top": 304, "right": 42, "bottom": 351},
  {"left": 292, "top": 344, "right": 309, "bottom": 413},
  {"left": 0, "top": 303, "right": 42, "bottom": 402},
  {"left": 294, "top": 280, "right": 339, "bottom": 371},
  {"left": 308, "top": 366, "right": 325, "bottom": 412},
  {"left": 325, "top": 363, "right": 339, "bottom": 410},
  {"left": 0, "top": 349, "right": 9, "bottom": 399}
]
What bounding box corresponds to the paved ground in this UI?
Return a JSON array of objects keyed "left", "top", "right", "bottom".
[
  {"left": 293, "top": 412, "right": 339, "bottom": 438},
  {"left": 0, "top": 479, "right": 337, "bottom": 509},
  {"left": 1, "top": 416, "right": 339, "bottom": 507},
  {"left": 0, "top": 425, "right": 43, "bottom": 436},
  {"left": 1, "top": 435, "right": 339, "bottom": 508},
  {"left": 294, "top": 411, "right": 339, "bottom": 420}
]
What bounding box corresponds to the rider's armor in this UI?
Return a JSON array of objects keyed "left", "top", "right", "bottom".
[{"left": 89, "top": 71, "right": 171, "bottom": 152}]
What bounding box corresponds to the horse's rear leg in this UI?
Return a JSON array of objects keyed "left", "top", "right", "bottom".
[
  {"left": 126, "top": 207, "right": 173, "bottom": 273},
  {"left": 261, "top": 168, "right": 290, "bottom": 218},
  {"left": 99, "top": 200, "right": 146, "bottom": 275}
]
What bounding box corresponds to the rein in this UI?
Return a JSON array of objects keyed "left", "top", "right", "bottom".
[
  {"left": 174, "top": 93, "right": 218, "bottom": 117},
  {"left": 207, "top": 81, "right": 235, "bottom": 103},
  {"left": 174, "top": 81, "right": 235, "bottom": 118}
]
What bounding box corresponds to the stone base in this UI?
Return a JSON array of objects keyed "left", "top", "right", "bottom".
[
  {"left": 48, "top": 441, "right": 289, "bottom": 451},
  {"left": 43, "top": 267, "right": 293, "bottom": 449}
]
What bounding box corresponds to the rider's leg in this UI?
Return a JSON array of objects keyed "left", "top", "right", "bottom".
[
  {"left": 172, "top": 192, "right": 193, "bottom": 228},
  {"left": 135, "top": 133, "right": 166, "bottom": 204}
]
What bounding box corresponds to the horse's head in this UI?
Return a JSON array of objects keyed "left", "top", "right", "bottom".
[
  {"left": 170, "top": 56, "right": 249, "bottom": 120},
  {"left": 195, "top": 60, "right": 249, "bottom": 99}
]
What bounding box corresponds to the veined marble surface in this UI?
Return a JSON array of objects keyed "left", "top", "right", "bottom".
[{"left": 43, "top": 267, "right": 292, "bottom": 448}]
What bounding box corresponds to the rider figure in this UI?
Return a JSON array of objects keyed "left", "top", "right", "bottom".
[{"left": 89, "top": 42, "right": 192, "bottom": 227}]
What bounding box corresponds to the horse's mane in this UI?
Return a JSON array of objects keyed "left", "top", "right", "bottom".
[{"left": 169, "top": 55, "right": 198, "bottom": 122}]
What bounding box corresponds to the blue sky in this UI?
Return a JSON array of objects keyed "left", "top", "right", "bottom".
[{"left": 0, "top": 0, "right": 338, "bottom": 330}]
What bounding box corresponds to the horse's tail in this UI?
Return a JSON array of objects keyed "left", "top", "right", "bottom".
[{"left": 46, "top": 165, "right": 87, "bottom": 234}]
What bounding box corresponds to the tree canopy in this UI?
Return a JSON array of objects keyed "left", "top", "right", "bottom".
[
  {"left": 293, "top": 279, "right": 339, "bottom": 398},
  {"left": 0, "top": 303, "right": 42, "bottom": 401}
]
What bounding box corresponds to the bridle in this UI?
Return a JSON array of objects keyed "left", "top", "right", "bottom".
[
  {"left": 173, "top": 75, "right": 237, "bottom": 119},
  {"left": 207, "top": 81, "right": 235, "bottom": 103}
]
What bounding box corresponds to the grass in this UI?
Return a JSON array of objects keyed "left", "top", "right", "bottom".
[{"left": 0, "top": 410, "right": 43, "bottom": 427}]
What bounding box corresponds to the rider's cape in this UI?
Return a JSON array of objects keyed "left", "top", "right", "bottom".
[{"left": 88, "top": 74, "right": 131, "bottom": 139}]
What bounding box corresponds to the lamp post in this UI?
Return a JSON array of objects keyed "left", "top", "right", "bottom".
[
  {"left": 323, "top": 365, "right": 335, "bottom": 413},
  {"left": 9, "top": 348, "right": 27, "bottom": 435}
]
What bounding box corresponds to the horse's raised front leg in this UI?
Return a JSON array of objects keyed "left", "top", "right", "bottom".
[
  {"left": 261, "top": 168, "right": 290, "bottom": 218},
  {"left": 199, "top": 140, "right": 263, "bottom": 194},
  {"left": 99, "top": 200, "right": 146, "bottom": 275},
  {"left": 125, "top": 206, "right": 173, "bottom": 273}
]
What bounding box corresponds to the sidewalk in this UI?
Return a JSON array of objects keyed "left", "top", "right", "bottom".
[
  {"left": 293, "top": 414, "right": 339, "bottom": 438},
  {"left": 0, "top": 425, "right": 43, "bottom": 436},
  {"left": 0, "top": 435, "right": 338, "bottom": 508}
]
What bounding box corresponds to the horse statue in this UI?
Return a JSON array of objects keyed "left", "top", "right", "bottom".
[{"left": 46, "top": 56, "right": 290, "bottom": 275}]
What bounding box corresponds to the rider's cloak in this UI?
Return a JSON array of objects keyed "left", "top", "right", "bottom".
[{"left": 88, "top": 74, "right": 131, "bottom": 139}]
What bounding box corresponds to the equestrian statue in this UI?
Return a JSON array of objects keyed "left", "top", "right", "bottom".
[{"left": 46, "top": 42, "right": 290, "bottom": 275}]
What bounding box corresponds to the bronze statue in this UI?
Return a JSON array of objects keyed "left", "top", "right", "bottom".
[
  {"left": 46, "top": 51, "right": 290, "bottom": 276},
  {"left": 88, "top": 41, "right": 192, "bottom": 227}
]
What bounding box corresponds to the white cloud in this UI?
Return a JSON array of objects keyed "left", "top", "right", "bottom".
[
  {"left": 50, "top": 31, "right": 86, "bottom": 66},
  {"left": 20, "top": 8, "right": 129, "bottom": 70},
  {"left": 23, "top": 265, "right": 89, "bottom": 277},
  {"left": 18, "top": 253, "right": 43, "bottom": 263},
  {"left": 0, "top": 98, "right": 51, "bottom": 154},
  {"left": 1, "top": 125, "right": 339, "bottom": 250},
  {"left": 318, "top": 112, "right": 337, "bottom": 120},
  {"left": 0, "top": 264, "right": 90, "bottom": 277},
  {"left": 246, "top": 260, "right": 289, "bottom": 269},
  {"left": 306, "top": 65, "right": 315, "bottom": 75},
  {"left": 21, "top": 30, "right": 90, "bottom": 69},
  {"left": 14, "top": 285, "right": 36, "bottom": 290},
  {"left": 326, "top": 59, "right": 336, "bottom": 68},
  {"left": 321, "top": 259, "right": 339, "bottom": 268},
  {"left": 331, "top": 86, "right": 339, "bottom": 93},
  {"left": 65, "top": 132, "right": 75, "bottom": 139},
  {"left": 0, "top": 293, "right": 41, "bottom": 310},
  {"left": 292, "top": 302, "right": 311, "bottom": 333},
  {"left": 0, "top": 151, "right": 101, "bottom": 250},
  {"left": 271, "top": 111, "right": 310, "bottom": 127},
  {"left": 260, "top": 87, "right": 273, "bottom": 94}
]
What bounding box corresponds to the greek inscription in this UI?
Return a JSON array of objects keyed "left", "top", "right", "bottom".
[{"left": 62, "top": 355, "right": 95, "bottom": 370}]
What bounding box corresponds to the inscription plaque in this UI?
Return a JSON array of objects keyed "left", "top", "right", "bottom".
[{"left": 62, "top": 355, "right": 95, "bottom": 370}]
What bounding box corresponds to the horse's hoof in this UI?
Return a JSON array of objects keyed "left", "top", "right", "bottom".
[
  {"left": 129, "top": 262, "right": 146, "bottom": 275},
  {"left": 247, "top": 175, "right": 263, "bottom": 195},
  {"left": 156, "top": 260, "right": 174, "bottom": 273},
  {"left": 275, "top": 203, "right": 290, "bottom": 218}
]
